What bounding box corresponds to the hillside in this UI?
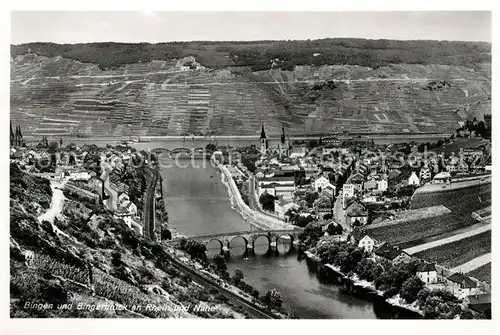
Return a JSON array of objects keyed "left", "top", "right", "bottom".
[
  {"left": 10, "top": 39, "right": 491, "bottom": 137},
  {"left": 9, "top": 163, "right": 246, "bottom": 318}
]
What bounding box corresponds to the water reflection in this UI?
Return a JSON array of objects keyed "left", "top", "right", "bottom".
[{"left": 253, "top": 236, "right": 270, "bottom": 255}]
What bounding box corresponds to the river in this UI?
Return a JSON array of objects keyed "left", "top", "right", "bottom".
[{"left": 140, "top": 140, "right": 407, "bottom": 319}]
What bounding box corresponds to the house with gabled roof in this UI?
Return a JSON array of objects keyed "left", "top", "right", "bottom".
[
  {"left": 344, "top": 199, "right": 368, "bottom": 227},
  {"left": 407, "top": 171, "right": 420, "bottom": 186},
  {"left": 363, "top": 179, "right": 378, "bottom": 192},
  {"left": 274, "top": 197, "right": 299, "bottom": 221},
  {"left": 314, "top": 175, "right": 336, "bottom": 193},
  {"left": 416, "top": 262, "right": 437, "bottom": 284},
  {"left": 314, "top": 194, "right": 333, "bottom": 217},
  {"left": 348, "top": 229, "right": 377, "bottom": 253},
  {"left": 446, "top": 272, "right": 478, "bottom": 298},
  {"left": 374, "top": 242, "right": 412, "bottom": 265}
]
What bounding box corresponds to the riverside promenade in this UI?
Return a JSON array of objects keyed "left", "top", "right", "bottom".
[{"left": 218, "top": 164, "right": 294, "bottom": 231}]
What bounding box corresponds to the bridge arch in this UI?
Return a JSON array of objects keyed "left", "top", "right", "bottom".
[
  {"left": 205, "top": 238, "right": 224, "bottom": 255},
  {"left": 229, "top": 235, "right": 249, "bottom": 248},
  {"left": 151, "top": 148, "right": 172, "bottom": 155},
  {"left": 171, "top": 147, "right": 192, "bottom": 155},
  {"left": 251, "top": 234, "right": 271, "bottom": 255}
]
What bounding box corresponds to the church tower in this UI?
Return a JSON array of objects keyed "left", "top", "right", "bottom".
[
  {"left": 17, "top": 125, "right": 23, "bottom": 146},
  {"left": 10, "top": 121, "right": 15, "bottom": 147},
  {"left": 260, "top": 124, "right": 268, "bottom": 156},
  {"left": 15, "top": 126, "right": 20, "bottom": 147}
]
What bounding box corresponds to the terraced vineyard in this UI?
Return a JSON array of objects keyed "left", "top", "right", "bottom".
[
  {"left": 368, "top": 183, "right": 491, "bottom": 247},
  {"left": 467, "top": 263, "right": 491, "bottom": 284},
  {"left": 413, "top": 230, "right": 491, "bottom": 268},
  {"left": 410, "top": 184, "right": 492, "bottom": 212},
  {"left": 10, "top": 52, "right": 491, "bottom": 137}
]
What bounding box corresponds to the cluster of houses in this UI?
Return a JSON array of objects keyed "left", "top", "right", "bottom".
[
  {"left": 10, "top": 145, "right": 95, "bottom": 182},
  {"left": 10, "top": 140, "right": 147, "bottom": 236},
  {"left": 249, "top": 125, "right": 491, "bottom": 232},
  {"left": 347, "top": 229, "right": 490, "bottom": 310}
]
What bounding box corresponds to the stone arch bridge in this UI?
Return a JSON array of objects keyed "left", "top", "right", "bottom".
[
  {"left": 150, "top": 147, "right": 213, "bottom": 159},
  {"left": 175, "top": 229, "right": 304, "bottom": 257}
]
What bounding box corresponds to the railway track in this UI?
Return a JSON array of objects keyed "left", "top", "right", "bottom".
[
  {"left": 143, "top": 166, "right": 159, "bottom": 240},
  {"left": 162, "top": 249, "right": 278, "bottom": 319}
]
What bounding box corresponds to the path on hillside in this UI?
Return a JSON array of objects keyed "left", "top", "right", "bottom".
[
  {"left": 404, "top": 222, "right": 491, "bottom": 255},
  {"left": 37, "top": 179, "right": 72, "bottom": 239},
  {"left": 269, "top": 68, "right": 285, "bottom": 94},
  {"left": 453, "top": 253, "right": 491, "bottom": 273}
]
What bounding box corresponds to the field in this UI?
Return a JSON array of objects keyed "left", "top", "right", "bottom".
[
  {"left": 366, "top": 205, "right": 450, "bottom": 230},
  {"left": 410, "top": 184, "right": 491, "bottom": 211},
  {"left": 368, "top": 183, "right": 491, "bottom": 247},
  {"left": 467, "top": 263, "right": 491, "bottom": 284},
  {"left": 413, "top": 230, "right": 491, "bottom": 268},
  {"left": 368, "top": 213, "right": 469, "bottom": 247}
]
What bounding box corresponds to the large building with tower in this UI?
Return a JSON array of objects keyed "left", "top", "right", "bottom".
[
  {"left": 10, "top": 122, "right": 24, "bottom": 147},
  {"left": 259, "top": 124, "right": 292, "bottom": 160}
]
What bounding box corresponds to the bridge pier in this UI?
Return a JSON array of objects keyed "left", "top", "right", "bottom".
[
  {"left": 222, "top": 246, "right": 230, "bottom": 259},
  {"left": 245, "top": 244, "right": 254, "bottom": 257},
  {"left": 269, "top": 240, "right": 278, "bottom": 256}
]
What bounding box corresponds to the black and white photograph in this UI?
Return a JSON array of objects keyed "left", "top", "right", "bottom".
[{"left": 5, "top": 4, "right": 496, "bottom": 331}]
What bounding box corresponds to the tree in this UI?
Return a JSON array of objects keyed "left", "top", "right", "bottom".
[
  {"left": 185, "top": 240, "right": 206, "bottom": 260},
  {"left": 205, "top": 143, "right": 217, "bottom": 153},
  {"left": 327, "top": 223, "right": 343, "bottom": 235},
  {"left": 48, "top": 142, "right": 59, "bottom": 153},
  {"left": 298, "top": 221, "right": 322, "bottom": 247},
  {"left": 262, "top": 289, "right": 283, "bottom": 309},
  {"left": 293, "top": 214, "right": 314, "bottom": 228},
  {"left": 212, "top": 254, "right": 227, "bottom": 273},
  {"left": 259, "top": 192, "right": 277, "bottom": 211},
  {"left": 161, "top": 229, "right": 172, "bottom": 241},
  {"left": 304, "top": 191, "right": 319, "bottom": 207},
  {"left": 460, "top": 310, "right": 474, "bottom": 319},
  {"left": 400, "top": 275, "right": 425, "bottom": 303},
  {"left": 232, "top": 269, "right": 244, "bottom": 284}
]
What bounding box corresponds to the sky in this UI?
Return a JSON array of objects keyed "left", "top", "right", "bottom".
[{"left": 11, "top": 11, "right": 492, "bottom": 44}]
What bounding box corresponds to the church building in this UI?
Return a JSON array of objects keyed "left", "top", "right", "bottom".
[
  {"left": 259, "top": 124, "right": 292, "bottom": 160},
  {"left": 10, "top": 122, "right": 24, "bottom": 147}
]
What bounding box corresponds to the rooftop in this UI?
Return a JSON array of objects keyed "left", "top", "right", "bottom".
[
  {"left": 447, "top": 273, "right": 477, "bottom": 288},
  {"left": 374, "top": 242, "right": 406, "bottom": 260},
  {"left": 467, "top": 293, "right": 491, "bottom": 314},
  {"left": 416, "top": 262, "right": 437, "bottom": 272},
  {"left": 345, "top": 200, "right": 368, "bottom": 217}
]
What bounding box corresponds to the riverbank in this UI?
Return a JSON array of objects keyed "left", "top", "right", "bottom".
[
  {"left": 303, "top": 251, "right": 424, "bottom": 318},
  {"left": 218, "top": 163, "right": 295, "bottom": 231}
]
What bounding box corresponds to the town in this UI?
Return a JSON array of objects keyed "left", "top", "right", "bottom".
[
  {"left": 8, "top": 11, "right": 492, "bottom": 324},
  {"left": 208, "top": 121, "right": 492, "bottom": 318},
  {"left": 10, "top": 117, "right": 492, "bottom": 319}
]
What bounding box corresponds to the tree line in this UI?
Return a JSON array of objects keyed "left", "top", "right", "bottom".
[{"left": 11, "top": 38, "right": 490, "bottom": 71}]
